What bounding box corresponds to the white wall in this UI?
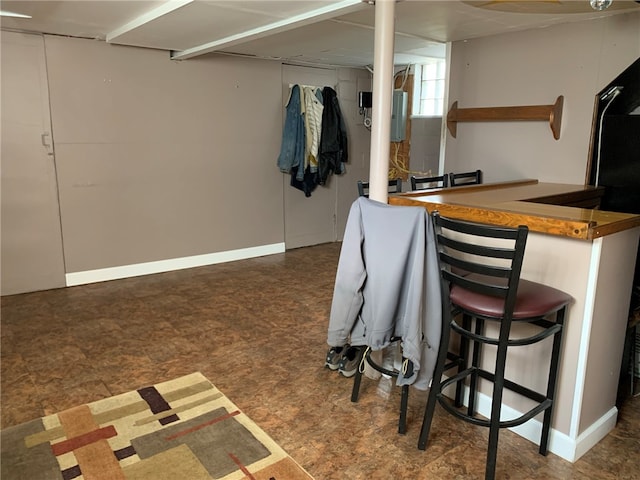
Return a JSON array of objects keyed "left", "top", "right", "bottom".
[
  {"left": 23, "top": 35, "right": 371, "bottom": 288},
  {"left": 336, "top": 68, "right": 374, "bottom": 239},
  {"left": 444, "top": 12, "right": 640, "bottom": 184},
  {"left": 409, "top": 117, "right": 442, "bottom": 175},
  {"left": 45, "top": 36, "right": 287, "bottom": 274}
]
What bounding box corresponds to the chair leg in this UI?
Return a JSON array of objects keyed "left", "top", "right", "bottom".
[
  {"left": 351, "top": 348, "right": 365, "bottom": 403},
  {"left": 539, "top": 307, "right": 566, "bottom": 455},
  {"left": 418, "top": 320, "right": 452, "bottom": 450},
  {"left": 455, "top": 315, "right": 471, "bottom": 408},
  {"left": 485, "top": 328, "right": 510, "bottom": 480},
  {"left": 399, "top": 384, "right": 409, "bottom": 434},
  {"left": 632, "top": 323, "right": 638, "bottom": 397},
  {"left": 468, "top": 316, "right": 483, "bottom": 417}
]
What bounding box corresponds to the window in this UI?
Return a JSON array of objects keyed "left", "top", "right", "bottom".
[{"left": 412, "top": 59, "right": 446, "bottom": 117}]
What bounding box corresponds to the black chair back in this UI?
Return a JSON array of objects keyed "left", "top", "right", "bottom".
[
  {"left": 449, "top": 169, "right": 483, "bottom": 187},
  {"left": 432, "top": 212, "right": 527, "bottom": 322},
  {"left": 357, "top": 178, "right": 402, "bottom": 197},
  {"left": 410, "top": 174, "right": 448, "bottom": 191}
]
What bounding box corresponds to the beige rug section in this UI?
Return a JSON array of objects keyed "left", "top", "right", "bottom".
[{"left": 1, "top": 372, "right": 314, "bottom": 480}]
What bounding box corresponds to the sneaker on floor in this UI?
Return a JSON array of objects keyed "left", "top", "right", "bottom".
[
  {"left": 325, "top": 345, "right": 347, "bottom": 370},
  {"left": 339, "top": 346, "right": 362, "bottom": 378}
]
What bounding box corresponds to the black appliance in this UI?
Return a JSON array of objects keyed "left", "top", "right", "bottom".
[
  {"left": 588, "top": 57, "right": 640, "bottom": 400},
  {"left": 588, "top": 57, "right": 640, "bottom": 313}
]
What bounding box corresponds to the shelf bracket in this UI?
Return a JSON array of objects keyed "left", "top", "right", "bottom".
[{"left": 446, "top": 95, "right": 564, "bottom": 140}]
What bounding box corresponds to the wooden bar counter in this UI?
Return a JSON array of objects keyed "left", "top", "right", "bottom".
[
  {"left": 390, "top": 179, "right": 640, "bottom": 463},
  {"left": 390, "top": 179, "right": 640, "bottom": 239}
]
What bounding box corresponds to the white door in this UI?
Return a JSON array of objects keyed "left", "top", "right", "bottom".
[{"left": 1, "top": 31, "right": 66, "bottom": 295}]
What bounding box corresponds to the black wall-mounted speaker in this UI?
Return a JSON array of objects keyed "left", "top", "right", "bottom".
[{"left": 358, "top": 91, "right": 372, "bottom": 109}]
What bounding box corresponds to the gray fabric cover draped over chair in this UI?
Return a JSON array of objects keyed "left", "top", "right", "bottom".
[{"left": 326, "top": 197, "right": 443, "bottom": 431}]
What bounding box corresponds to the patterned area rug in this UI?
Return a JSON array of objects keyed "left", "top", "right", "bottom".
[{"left": 1, "top": 372, "right": 313, "bottom": 480}]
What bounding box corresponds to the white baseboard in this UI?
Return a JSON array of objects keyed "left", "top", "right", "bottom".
[
  {"left": 469, "top": 388, "right": 618, "bottom": 462},
  {"left": 571, "top": 406, "right": 618, "bottom": 461},
  {"left": 439, "top": 380, "right": 618, "bottom": 463},
  {"left": 65, "top": 243, "right": 286, "bottom": 286}
]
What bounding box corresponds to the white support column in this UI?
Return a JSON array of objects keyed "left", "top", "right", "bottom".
[{"left": 368, "top": 0, "right": 396, "bottom": 203}]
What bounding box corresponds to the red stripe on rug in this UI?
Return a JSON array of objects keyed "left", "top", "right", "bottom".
[
  {"left": 164, "top": 410, "right": 241, "bottom": 441},
  {"left": 51, "top": 425, "right": 117, "bottom": 456},
  {"left": 57, "top": 405, "right": 125, "bottom": 480},
  {"left": 228, "top": 452, "right": 256, "bottom": 479}
]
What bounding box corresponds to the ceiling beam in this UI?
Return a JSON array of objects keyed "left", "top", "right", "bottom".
[
  {"left": 170, "top": 0, "right": 366, "bottom": 61},
  {"left": 106, "top": 0, "right": 194, "bottom": 44}
]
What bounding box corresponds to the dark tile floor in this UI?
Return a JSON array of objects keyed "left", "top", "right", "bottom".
[{"left": 1, "top": 242, "right": 638, "bottom": 479}]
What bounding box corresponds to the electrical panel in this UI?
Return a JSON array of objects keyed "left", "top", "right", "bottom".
[{"left": 391, "top": 89, "right": 408, "bottom": 142}]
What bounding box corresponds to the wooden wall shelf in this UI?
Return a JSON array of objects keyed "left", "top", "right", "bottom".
[{"left": 446, "top": 95, "right": 564, "bottom": 140}]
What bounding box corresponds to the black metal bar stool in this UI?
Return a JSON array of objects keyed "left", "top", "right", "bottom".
[
  {"left": 418, "top": 212, "right": 572, "bottom": 480},
  {"left": 350, "top": 338, "right": 414, "bottom": 434},
  {"left": 351, "top": 338, "right": 467, "bottom": 434}
]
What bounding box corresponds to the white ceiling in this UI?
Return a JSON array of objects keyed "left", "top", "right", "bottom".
[{"left": 2, "top": 0, "right": 639, "bottom": 67}]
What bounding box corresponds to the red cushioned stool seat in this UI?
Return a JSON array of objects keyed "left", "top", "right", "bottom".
[{"left": 451, "top": 274, "right": 572, "bottom": 320}]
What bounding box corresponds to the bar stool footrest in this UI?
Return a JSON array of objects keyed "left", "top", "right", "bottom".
[{"left": 438, "top": 367, "right": 554, "bottom": 429}]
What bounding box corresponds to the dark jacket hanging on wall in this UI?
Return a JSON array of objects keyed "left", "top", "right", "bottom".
[{"left": 317, "top": 87, "right": 348, "bottom": 186}]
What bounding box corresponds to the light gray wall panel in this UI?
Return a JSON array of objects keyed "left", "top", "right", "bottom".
[
  {"left": 44, "top": 36, "right": 284, "bottom": 272},
  {"left": 1, "top": 31, "right": 66, "bottom": 295}
]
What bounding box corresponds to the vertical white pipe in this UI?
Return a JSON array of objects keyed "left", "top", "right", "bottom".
[{"left": 369, "top": 0, "right": 396, "bottom": 203}]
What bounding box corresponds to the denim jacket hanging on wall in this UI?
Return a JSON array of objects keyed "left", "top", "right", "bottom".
[
  {"left": 277, "top": 84, "right": 348, "bottom": 197},
  {"left": 277, "top": 84, "right": 306, "bottom": 181}
]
